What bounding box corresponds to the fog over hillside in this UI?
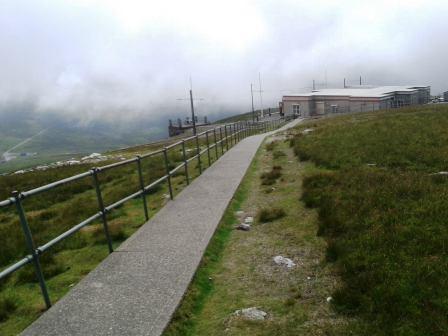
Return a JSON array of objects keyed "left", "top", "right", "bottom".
[{"left": 1, "top": 0, "right": 448, "bottom": 124}]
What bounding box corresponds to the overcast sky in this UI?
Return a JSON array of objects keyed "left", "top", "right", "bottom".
[{"left": 1, "top": 0, "right": 447, "bottom": 122}]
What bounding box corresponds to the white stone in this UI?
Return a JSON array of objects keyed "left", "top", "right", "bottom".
[
  {"left": 244, "top": 216, "right": 254, "bottom": 224},
  {"left": 273, "top": 255, "right": 296, "bottom": 268},
  {"left": 326, "top": 296, "right": 332, "bottom": 303},
  {"left": 233, "top": 307, "right": 267, "bottom": 321},
  {"left": 235, "top": 210, "right": 245, "bottom": 216},
  {"left": 301, "top": 128, "right": 314, "bottom": 135},
  {"left": 82, "top": 153, "right": 102, "bottom": 161},
  {"left": 236, "top": 223, "right": 251, "bottom": 231}
]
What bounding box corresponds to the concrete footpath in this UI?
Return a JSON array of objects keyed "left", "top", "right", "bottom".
[{"left": 22, "top": 119, "right": 302, "bottom": 336}]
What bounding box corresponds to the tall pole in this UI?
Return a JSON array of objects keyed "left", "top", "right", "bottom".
[
  {"left": 190, "top": 89, "right": 196, "bottom": 135},
  {"left": 313, "top": 79, "right": 316, "bottom": 91},
  {"left": 359, "top": 76, "right": 362, "bottom": 86},
  {"left": 251, "top": 83, "right": 255, "bottom": 122},
  {"left": 344, "top": 78, "right": 346, "bottom": 88},
  {"left": 258, "top": 72, "right": 264, "bottom": 119}
]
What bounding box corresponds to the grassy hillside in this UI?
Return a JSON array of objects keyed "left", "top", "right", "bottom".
[
  {"left": 0, "top": 132, "right": 222, "bottom": 335},
  {"left": 292, "top": 104, "right": 448, "bottom": 335},
  {"left": 215, "top": 108, "right": 279, "bottom": 123},
  {"left": 0, "top": 108, "right": 166, "bottom": 174}
]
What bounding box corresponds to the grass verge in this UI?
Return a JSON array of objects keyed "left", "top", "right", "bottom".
[
  {"left": 163, "top": 143, "right": 257, "bottom": 336},
  {"left": 164, "top": 133, "right": 343, "bottom": 335},
  {"left": 293, "top": 104, "right": 448, "bottom": 335}
]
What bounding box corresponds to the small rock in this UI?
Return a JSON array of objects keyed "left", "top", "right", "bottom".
[
  {"left": 366, "top": 163, "right": 377, "bottom": 166},
  {"left": 244, "top": 216, "right": 254, "bottom": 224},
  {"left": 236, "top": 223, "right": 251, "bottom": 231},
  {"left": 432, "top": 171, "right": 448, "bottom": 175},
  {"left": 235, "top": 210, "right": 245, "bottom": 216},
  {"left": 68, "top": 283, "right": 75, "bottom": 288},
  {"left": 326, "top": 296, "right": 333, "bottom": 303},
  {"left": 301, "top": 128, "right": 314, "bottom": 135},
  {"left": 273, "top": 256, "right": 296, "bottom": 268},
  {"left": 233, "top": 307, "right": 267, "bottom": 321},
  {"left": 163, "top": 194, "right": 170, "bottom": 199},
  {"left": 307, "top": 276, "right": 311, "bottom": 280}
]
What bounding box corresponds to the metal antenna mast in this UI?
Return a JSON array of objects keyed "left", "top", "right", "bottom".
[
  {"left": 250, "top": 83, "right": 255, "bottom": 122},
  {"left": 177, "top": 77, "right": 204, "bottom": 135},
  {"left": 258, "top": 72, "right": 264, "bottom": 118}
]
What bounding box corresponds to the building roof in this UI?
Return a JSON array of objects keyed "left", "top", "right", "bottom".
[{"left": 284, "top": 86, "right": 429, "bottom": 99}]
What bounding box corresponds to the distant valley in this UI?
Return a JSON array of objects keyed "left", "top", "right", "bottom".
[{"left": 0, "top": 105, "right": 168, "bottom": 173}]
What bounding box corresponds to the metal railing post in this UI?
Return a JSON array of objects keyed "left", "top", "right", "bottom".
[
  {"left": 205, "top": 131, "right": 211, "bottom": 167},
  {"left": 195, "top": 135, "right": 202, "bottom": 174},
  {"left": 238, "top": 122, "right": 242, "bottom": 141},
  {"left": 234, "top": 123, "right": 237, "bottom": 143},
  {"left": 219, "top": 127, "right": 224, "bottom": 155},
  {"left": 136, "top": 155, "right": 149, "bottom": 221},
  {"left": 13, "top": 191, "right": 51, "bottom": 309},
  {"left": 163, "top": 148, "right": 174, "bottom": 200},
  {"left": 92, "top": 168, "right": 113, "bottom": 253},
  {"left": 181, "top": 140, "right": 190, "bottom": 185},
  {"left": 236, "top": 122, "right": 240, "bottom": 143},
  {"left": 229, "top": 124, "right": 232, "bottom": 146},
  {"left": 213, "top": 128, "right": 219, "bottom": 159},
  {"left": 224, "top": 125, "right": 229, "bottom": 151}
]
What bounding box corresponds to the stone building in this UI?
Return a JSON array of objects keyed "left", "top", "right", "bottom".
[{"left": 282, "top": 86, "right": 430, "bottom": 117}]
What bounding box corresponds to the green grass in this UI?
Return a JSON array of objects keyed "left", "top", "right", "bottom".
[
  {"left": 257, "top": 207, "right": 286, "bottom": 223},
  {"left": 0, "top": 129, "right": 231, "bottom": 335},
  {"left": 293, "top": 104, "right": 448, "bottom": 335},
  {"left": 260, "top": 165, "right": 282, "bottom": 185},
  {"left": 165, "top": 137, "right": 340, "bottom": 336}
]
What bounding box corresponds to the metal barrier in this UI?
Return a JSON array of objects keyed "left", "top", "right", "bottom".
[{"left": 0, "top": 117, "right": 287, "bottom": 309}]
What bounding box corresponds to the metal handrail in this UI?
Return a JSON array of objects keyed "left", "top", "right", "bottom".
[{"left": 0, "top": 117, "right": 288, "bottom": 310}]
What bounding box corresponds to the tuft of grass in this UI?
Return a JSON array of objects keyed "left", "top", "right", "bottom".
[
  {"left": 15, "top": 254, "right": 67, "bottom": 285},
  {"left": 273, "top": 150, "right": 286, "bottom": 159},
  {"left": 260, "top": 165, "right": 282, "bottom": 185},
  {"left": 266, "top": 142, "right": 277, "bottom": 151},
  {"left": 0, "top": 296, "right": 17, "bottom": 322},
  {"left": 257, "top": 207, "right": 286, "bottom": 223}
]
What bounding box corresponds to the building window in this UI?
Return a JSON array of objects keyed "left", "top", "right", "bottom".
[
  {"left": 331, "top": 104, "right": 338, "bottom": 113},
  {"left": 292, "top": 104, "right": 301, "bottom": 116}
]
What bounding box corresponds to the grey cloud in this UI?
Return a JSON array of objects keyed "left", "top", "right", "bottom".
[{"left": 0, "top": 0, "right": 447, "bottom": 123}]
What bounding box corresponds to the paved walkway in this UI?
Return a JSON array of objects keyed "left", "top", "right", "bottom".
[{"left": 22, "top": 119, "right": 302, "bottom": 336}]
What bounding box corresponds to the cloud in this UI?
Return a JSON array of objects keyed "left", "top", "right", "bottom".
[{"left": 0, "top": 0, "right": 447, "bottom": 122}]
